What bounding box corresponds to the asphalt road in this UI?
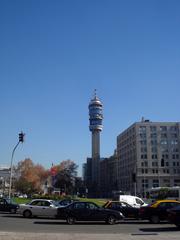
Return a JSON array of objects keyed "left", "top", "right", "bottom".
[{"left": 0, "top": 212, "right": 179, "bottom": 235}]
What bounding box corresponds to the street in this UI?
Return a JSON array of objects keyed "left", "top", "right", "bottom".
[{"left": 0, "top": 212, "right": 179, "bottom": 236}]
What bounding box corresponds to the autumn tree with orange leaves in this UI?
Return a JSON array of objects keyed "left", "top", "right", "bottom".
[{"left": 14, "top": 158, "right": 48, "bottom": 194}]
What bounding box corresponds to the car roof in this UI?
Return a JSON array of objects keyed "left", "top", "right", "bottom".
[
  {"left": 31, "top": 199, "right": 53, "bottom": 202},
  {"left": 104, "top": 200, "right": 132, "bottom": 205},
  {"left": 68, "top": 201, "right": 98, "bottom": 205},
  {"left": 155, "top": 200, "right": 180, "bottom": 203},
  {"left": 107, "top": 200, "right": 130, "bottom": 203},
  {"left": 151, "top": 199, "right": 180, "bottom": 207}
]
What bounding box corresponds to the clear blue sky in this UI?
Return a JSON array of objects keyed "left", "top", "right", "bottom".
[{"left": 0, "top": 0, "right": 180, "bottom": 175}]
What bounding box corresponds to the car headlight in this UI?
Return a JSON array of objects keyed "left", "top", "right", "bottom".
[{"left": 119, "top": 212, "right": 124, "bottom": 217}]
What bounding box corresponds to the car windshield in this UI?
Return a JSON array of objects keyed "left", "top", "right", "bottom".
[
  {"left": 50, "top": 200, "right": 59, "bottom": 207},
  {"left": 6, "top": 198, "right": 15, "bottom": 204}
]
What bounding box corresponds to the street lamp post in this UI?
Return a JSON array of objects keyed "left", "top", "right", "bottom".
[{"left": 8, "top": 132, "right": 25, "bottom": 199}]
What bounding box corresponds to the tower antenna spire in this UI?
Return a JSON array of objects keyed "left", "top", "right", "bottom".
[{"left": 94, "top": 89, "right": 97, "bottom": 98}]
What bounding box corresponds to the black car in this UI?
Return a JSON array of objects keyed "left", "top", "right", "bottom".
[
  {"left": 168, "top": 205, "right": 180, "bottom": 228},
  {"left": 103, "top": 201, "right": 139, "bottom": 219},
  {"left": 0, "top": 198, "right": 19, "bottom": 213},
  {"left": 139, "top": 200, "right": 180, "bottom": 223},
  {"left": 57, "top": 199, "right": 79, "bottom": 207},
  {"left": 57, "top": 201, "right": 124, "bottom": 224}
]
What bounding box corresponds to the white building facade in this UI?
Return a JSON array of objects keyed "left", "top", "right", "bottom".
[{"left": 117, "top": 120, "right": 180, "bottom": 197}]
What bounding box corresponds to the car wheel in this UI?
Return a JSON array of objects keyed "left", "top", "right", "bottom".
[
  {"left": 23, "top": 210, "right": 32, "bottom": 218},
  {"left": 150, "top": 215, "right": 160, "bottom": 224},
  {"left": 175, "top": 222, "right": 180, "bottom": 228},
  {"left": 66, "top": 216, "right": 76, "bottom": 224},
  {"left": 106, "top": 215, "right": 116, "bottom": 225}
]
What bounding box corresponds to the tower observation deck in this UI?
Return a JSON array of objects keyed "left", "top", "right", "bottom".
[{"left": 88, "top": 91, "right": 103, "bottom": 185}]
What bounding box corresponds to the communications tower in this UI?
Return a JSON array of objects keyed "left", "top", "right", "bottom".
[{"left": 88, "top": 90, "right": 103, "bottom": 185}]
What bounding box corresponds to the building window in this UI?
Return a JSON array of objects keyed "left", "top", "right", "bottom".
[
  {"left": 170, "top": 126, "right": 177, "bottom": 131},
  {"left": 152, "top": 154, "right": 157, "bottom": 159},
  {"left": 162, "top": 148, "right": 168, "bottom": 153},
  {"left": 160, "top": 126, "right": 167, "bottom": 131},
  {"left": 171, "top": 133, "right": 177, "bottom": 138},
  {"left": 161, "top": 140, "right": 168, "bottom": 145},
  {"left": 162, "top": 154, "right": 169, "bottom": 159},
  {"left": 141, "top": 147, "right": 147, "bottom": 153},
  {"left": 151, "top": 133, "right": 157, "bottom": 138},
  {"left": 153, "top": 179, "right": 159, "bottom": 188},
  {"left": 140, "top": 140, "right": 147, "bottom": 145},
  {"left": 171, "top": 140, "right": 178, "bottom": 145},
  {"left": 142, "top": 179, "right": 148, "bottom": 188},
  {"left": 151, "top": 140, "right": 157, "bottom": 145},
  {"left": 151, "top": 147, "right": 157, "bottom": 153},
  {"left": 139, "top": 126, "right": 146, "bottom": 133},
  {"left": 152, "top": 162, "right": 158, "bottom": 167},
  {"left": 172, "top": 148, "right": 179, "bottom": 153},
  {"left": 161, "top": 133, "right": 167, "bottom": 138},
  {"left": 150, "top": 126, "right": 157, "bottom": 132},
  {"left": 140, "top": 133, "right": 146, "bottom": 138}
]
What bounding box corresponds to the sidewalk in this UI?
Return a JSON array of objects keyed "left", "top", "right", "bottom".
[{"left": 0, "top": 232, "right": 180, "bottom": 240}]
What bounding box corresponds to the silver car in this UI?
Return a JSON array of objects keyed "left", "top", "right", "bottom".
[{"left": 18, "top": 199, "right": 59, "bottom": 218}]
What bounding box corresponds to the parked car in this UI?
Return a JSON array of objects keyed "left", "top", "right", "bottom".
[
  {"left": 18, "top": 194, "right": 28, "bottom": 198},
  {"left": 119, "top": 195, "right": 147, "bottom": 208},
  {"left": 139, "top": 199, "right": 180, "bottom": 223},
  {"left": 56, "top": 201, "right": 124, "bottom": 224},
  {"left": 167, "top": 205, "right": 180, "bottom": 228},
  {"left": 103, "top": 201, "right": 139, "bottom": 219},
  {"left": 57, "top": 199, "right": 79, "bottom": 207},
  {"left": 18, "top": 199, "right": 59, "bottom": 218},
  {"left": 0, "top": 198, "right": 19, "bottom": 213}
]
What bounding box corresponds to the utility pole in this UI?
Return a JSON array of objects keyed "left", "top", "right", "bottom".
[{"left": 8, "top": 132, "right": 25, "bottom": 199}]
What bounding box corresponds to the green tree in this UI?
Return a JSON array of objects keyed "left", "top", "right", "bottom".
[
  {"left": 54, "top": 160, "right": 78, "bottom": 195},
  {"left": 157, "top": 188, "right": 169, "bottom": 200}
]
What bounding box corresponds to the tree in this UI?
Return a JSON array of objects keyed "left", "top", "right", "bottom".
[
  {"left": 14, "top": 158, "right": 48, "bottom": 194},
  {"left": 53, "top": 160, "right": 78, "bottom": 195},
  {"left": 157, "top": 188, "right": 169, "bottom": 200}
]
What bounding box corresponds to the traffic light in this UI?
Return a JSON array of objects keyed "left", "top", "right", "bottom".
[{"left": 19, "top": 132, "right": 25, "bottom": 142}]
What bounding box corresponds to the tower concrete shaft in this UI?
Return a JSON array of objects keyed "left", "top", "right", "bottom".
[
  {"left": 91, "top": 130, "right": 100, "bottom": 183},
  {"left": 88, "top": 91, "right": 103, "bottom": 185}
]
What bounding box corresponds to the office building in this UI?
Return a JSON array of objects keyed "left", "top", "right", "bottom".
[{"left": 117, "top": 120, "right": 180, "bottom": 197}]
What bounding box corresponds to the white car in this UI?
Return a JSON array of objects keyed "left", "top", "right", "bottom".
[
  {"left": 18, "top": 199, "right": 59, "bottom": 218},
  {"left": 119, "top": 195, "right": 148, "bottom": 208}
]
